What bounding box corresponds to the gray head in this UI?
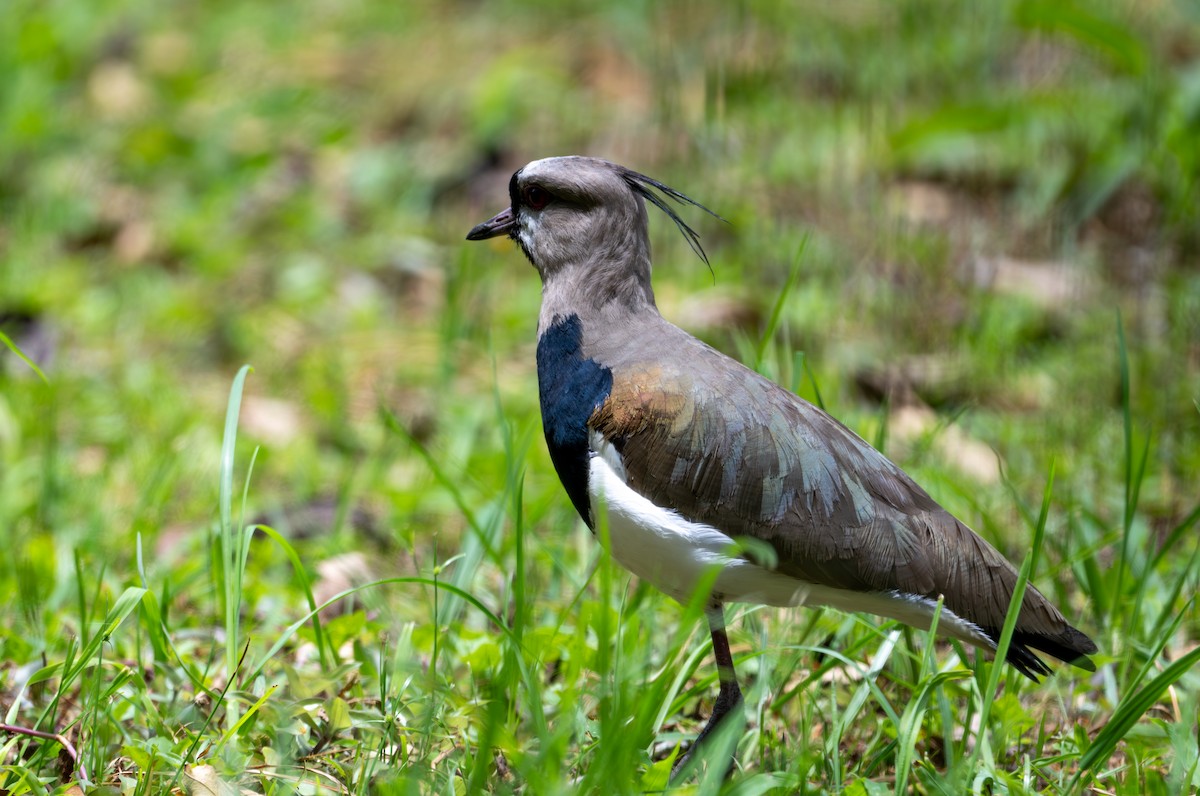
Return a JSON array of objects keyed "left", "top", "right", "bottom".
[{"left": 467, "top": 156, "right": 720, "bottom": 311}]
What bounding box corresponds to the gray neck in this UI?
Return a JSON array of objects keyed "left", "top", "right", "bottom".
[
  {"left": 538, "top": 257, "right": 657, "bottom": 334},
  {"left": 535, "top": 201, "right": 659, "bottom": 334}
]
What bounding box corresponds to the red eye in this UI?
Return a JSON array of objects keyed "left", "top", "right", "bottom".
[{"left": 525, "top": 185, "right": 549, "bottom": 210}]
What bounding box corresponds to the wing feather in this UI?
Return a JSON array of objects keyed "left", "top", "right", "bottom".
[{"left": 588, "top": 325, "right": 1096, "bottom": 671}]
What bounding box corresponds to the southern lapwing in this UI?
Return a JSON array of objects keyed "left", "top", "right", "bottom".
[{"left": 466, "top": 156, "right": 1097, "bottom": 775}]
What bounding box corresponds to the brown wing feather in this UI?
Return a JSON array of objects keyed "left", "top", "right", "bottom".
[{"left": 589, "top": 326, "right": 1096, "bottom": 668}]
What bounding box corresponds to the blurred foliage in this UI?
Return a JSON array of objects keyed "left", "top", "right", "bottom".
[{"left": 1, "top": 0, "right": 1198, "bottom": 792}]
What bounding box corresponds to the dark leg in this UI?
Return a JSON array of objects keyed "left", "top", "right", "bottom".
[{"left": 670, "top": 603, "right": 744, "bottom": 780}]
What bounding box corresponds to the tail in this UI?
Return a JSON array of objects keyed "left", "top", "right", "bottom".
[{"left": 985, "top": 624, "right": 1098, "bottom": 681}]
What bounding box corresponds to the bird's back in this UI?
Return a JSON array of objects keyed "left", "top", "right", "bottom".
[{"left": 584, "top": 314, "right": 1096, "bottom": 677}]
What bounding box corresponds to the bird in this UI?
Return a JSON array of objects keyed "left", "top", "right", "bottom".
[{"left": 465, "top": 155, "right": 1097, "bottom": 776}]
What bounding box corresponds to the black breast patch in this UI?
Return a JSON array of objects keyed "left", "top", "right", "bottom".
[{"left": 536, "top": 314, "right": 613, "bottom": 527}]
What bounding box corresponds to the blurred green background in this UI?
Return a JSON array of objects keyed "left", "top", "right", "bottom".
[{"left": 2, "top": 0, "right": 1199, "bottom": 793}]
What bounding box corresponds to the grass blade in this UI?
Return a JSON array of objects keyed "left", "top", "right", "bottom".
[
  {"left": 0, "top": 330, "right": 48, "bottom": 384},
  {"left": 216, "top": 364, "right": 253, "bottom": 731},
  {"left": 1070, "top": 636, "right": 1200, "bottom": 790},
  {"left": 753, "top": 235, "right": 809, "bottom": 373}
]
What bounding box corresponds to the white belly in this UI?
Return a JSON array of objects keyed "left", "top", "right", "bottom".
[
  {"left": 586, "top": 435, "right": 995, "bottom": 649},
  {"left": 587, "top": 447, "right": 807, "bottom": 605}
]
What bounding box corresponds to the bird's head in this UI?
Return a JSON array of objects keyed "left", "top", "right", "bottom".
[{"left": 467, "top": 156, "right": 721, "bottom": 308}]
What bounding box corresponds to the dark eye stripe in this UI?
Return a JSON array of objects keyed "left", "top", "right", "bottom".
[{"left": 508, "top": 172, "right": 521, "bottom": 207}]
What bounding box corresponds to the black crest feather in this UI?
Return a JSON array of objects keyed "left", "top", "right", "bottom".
[{"left": 620, "top": 168, "right": 726, "bottom": 266}]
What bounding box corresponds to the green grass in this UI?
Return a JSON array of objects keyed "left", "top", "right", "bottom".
[{"left": 2, "top": 0, "right": 1199, "bottom": 793}]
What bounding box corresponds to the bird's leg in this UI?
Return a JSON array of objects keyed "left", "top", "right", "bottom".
[{"left": 670, "top": 603, "right": 744, "bottom": 780}]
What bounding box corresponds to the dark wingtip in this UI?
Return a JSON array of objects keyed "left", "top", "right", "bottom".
[
  {"left": 1005, "top": 645, "right": 1052, "bottom": 682},
  {"left": 990, "top": 627, "right": 1098, "bottom": 682},
  {"left": 619, "top": 167, "right": 726, "bottom": 266}
]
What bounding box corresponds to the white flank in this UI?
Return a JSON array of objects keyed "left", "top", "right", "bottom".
[{"left": 587, "top": 434, "right": 996, "bottom": 650}]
